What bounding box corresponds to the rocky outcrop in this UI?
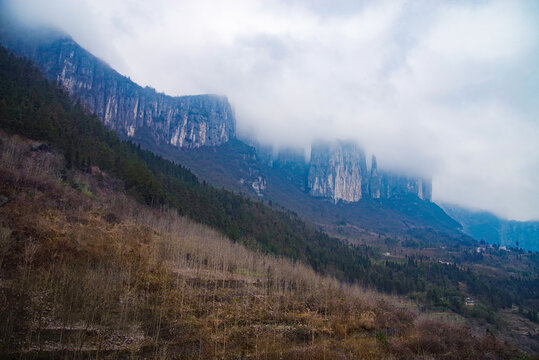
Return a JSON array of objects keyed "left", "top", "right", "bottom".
[
  {"left": 379, "top": 173, "right": 432, "bottom": 201},
  {"left": 3, "top": 35, "right": 235, "bottom": 149},
  {"left": 307, "top": 141, "right": 431, "bottom": 203},
  {"left": 421, "top": 178, "right": 432, "bottom": 201},
  {"left": 251, "top": 176, "right": 267, "bottom": 197},
  {"left": 308, "top": 141, "right": 368, "bottom": 203},
  {"left": 1, "top": 28, "right": 433, "bottom": 204},
  {"left": 369, "top": 155, "right": 381, "bottom": 199}
]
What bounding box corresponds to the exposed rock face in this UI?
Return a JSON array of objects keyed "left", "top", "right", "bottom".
[
  {"left": 379, "top": 173, "right": 432, "bottom": 201},
  {"left": 369, "top": 155, "right": 381, "bottom": 199},
  {"left": 308, "top": 141, "right": 368, "bottom": 204},
  {"left": 251, "top": 176, "right": 267, "bottom": 197},
  {"left": 307, "top": 141, "right": 431, "bottom": 203},
  {"left": 1, "top": 28, "right": 434, "bottom": 204},
  {"left": 4, "top": 35, "right": 235, "bottom": 149},
  {"left": 422, "top": 179, "right": 432, "bottom": 201}
]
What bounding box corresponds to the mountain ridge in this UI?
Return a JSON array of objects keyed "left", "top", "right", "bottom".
[
  {"left": 1, "top": 26, "right": 538, "bottom": 356},
  {"left": 0, "top": 27, "right": 236, "bottom": 149},
  {"left": 441, "top": 203, "right": 539, "bottom": 252},
  {"left": 0, "top": 24, "right": 464, "bottom": 241},
  {"left": 0, "top": 26, "right": 433, "bottom": 200}
]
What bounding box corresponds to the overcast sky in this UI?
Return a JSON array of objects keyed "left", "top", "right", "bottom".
[{"left": 3, "top": 0, "right": 539, "bottom": 220}]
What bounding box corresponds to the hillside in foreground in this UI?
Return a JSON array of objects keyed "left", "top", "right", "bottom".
[
  {"left": 0, "top": 131, "right": 527, "bottom": 359},
  {"left": 0, "top": 43, "right": 537, "bottom": 357}
]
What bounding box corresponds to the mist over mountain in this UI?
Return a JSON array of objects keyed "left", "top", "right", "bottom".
[
  {"left": 2, "top": 0, "right": 538, "bottom": 221},
  {"left": 1, "top": 4, "right": 539, "bottom": 357},
  {"left": 441, "top": 203, "right": 539, "bottom": 253},
  {"left": 1, "top": 25, "right": 466, "bottom": 245}
]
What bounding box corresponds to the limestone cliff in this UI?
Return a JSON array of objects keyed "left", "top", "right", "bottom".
[
  {"left": 307, "top": 142, "right": 431, "bottom": 203},
  {"left": 379, "top": 173, "right": 432, "bottom": 201},
  {"left": 2, "top": 35, "right": 235, "bottom": 149},
  {"left": 369, "top": 155, "right": 381, "bottom": 199},
  {"left": 308, "top": 141, "right": 368, "bottom": 203},
  {"left": 1, "top": 28, "right": 434, "bottom": 204}
]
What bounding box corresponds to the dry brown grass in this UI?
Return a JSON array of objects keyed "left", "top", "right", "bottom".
[{"left": 0, "top": 133, "right": 524, "bottom": 359}]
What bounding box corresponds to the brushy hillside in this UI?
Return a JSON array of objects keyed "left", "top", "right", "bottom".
[
  {"left": 0, "top": 44, "right": 373, "bottom": 279},
  {"left": 1, "top": 45, "right": 537, "bottom": 323},
  {"left": 0, "top": 132, "right": 526, "bottom": 359}
]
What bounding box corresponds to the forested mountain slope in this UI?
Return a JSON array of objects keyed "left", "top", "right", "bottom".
[
  {"left": 1, "top": 131, "right": 529, "bottom": 358},
  {"left": 0, "top": 24, "right": 467, "bottom": 243},
  {"left": 1, "top": 45, "right": 538, "bottom": 355}
]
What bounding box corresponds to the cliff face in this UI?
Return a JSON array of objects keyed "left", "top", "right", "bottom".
[
  {"left": 380, "top": 173, "right": 432, "bottom": 201},
  {"left": 308, "top": 141, "right": 368, "bottom": 203},
  {"left": 369, "top": 155, "right": 381, "bottom": 199},
  {"left": 1, "top": 28, "right": 433, "bottom": 205},
  {"left": 307, "top": 141, "right": 431, "bottom": 203},
  {"left": 4, "top": 35, "right": 235, "bottom": 149}
]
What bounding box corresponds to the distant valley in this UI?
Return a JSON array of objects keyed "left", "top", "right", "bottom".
[{"left": 441, "top": 204, "right": 539, "bottom": 253}]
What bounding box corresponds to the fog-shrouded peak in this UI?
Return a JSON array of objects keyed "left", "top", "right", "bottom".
[{"left": 1, "top": 0, "right": 538, "bottom": 220}]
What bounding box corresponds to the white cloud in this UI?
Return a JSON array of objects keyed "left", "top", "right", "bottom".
[{"left": 3, "top": 0, "right": 539, "bottom": 220}]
